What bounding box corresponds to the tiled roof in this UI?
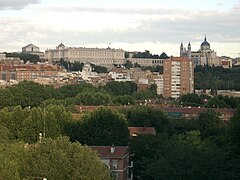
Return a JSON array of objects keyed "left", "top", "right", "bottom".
[
  {"left": 91, "top": 146, "right": 129, "bottom": 158},
  {"left": 128, "top": 127, "right": 156, "bottom": 135},
  {"left": 162, "top": 107, "right": 236, "bottom": 115}
]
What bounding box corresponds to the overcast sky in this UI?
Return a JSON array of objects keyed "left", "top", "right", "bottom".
[{"left": 0, "top": 0, "right": 240, "bottom": 57}]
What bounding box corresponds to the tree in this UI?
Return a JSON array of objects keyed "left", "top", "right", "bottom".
[
  {"left": 105, "top": 81, "right": 137, "bottom": 96},
  {"left": 129, "top": 134, "right": 160, "bottom": 178},
  {"left": 0, "top": 142, "right": 25, "bottom": 179},
  {"left": 6, "top": 81, "right": 60, "bottom": 108},
  {"left": 0, "top": 124, "right": 11, "bottom": 143},
  {"left": 74, "top": 108, "right": 129, "bottom": 146},
  {"left": 159, "top": 52, "right": 169, "bottom": 59},
  {"left": 0, "top": 88, "right": 14, "bottom": 108},
  {"left": 179, "top": 93, "right": 203, "bottom": 107},
  {"left": 197, "top": 109, "right": 224, "bottom": 139},
  {"left": 91, "top": 64, "right": 108, "bottom": 73},
  {"left": 59, "top": 82, "right": 96, "bottom": 98},
  {"left": 124, "top": 106, "right": 171, "bottom": 133},
  {"left": 75, "top": 92, "right": 112, "bottom": 105},
  {"left": 144, "top": 131, "right": 231, "bottom": 180},
  {"left": 123, "top": 60, "right": 133, "bottom": 69},
  {"left": 6, "top": 52, "right": 40, "bottom": 63},
  {"left": 112, "top": 95, "right": 134, "bottom": 105},
  {"left": 229, "top": 107, "right": 240, "bottom": 151},
  {"left": 21, "top": 137, "right": 110, "bottom": 179}
]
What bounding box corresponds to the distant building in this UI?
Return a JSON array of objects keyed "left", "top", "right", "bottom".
[
  {"left": 22, "top": 44, "right": 44, "bottom": 58},
  {"left": 128, "top": 127, "right": 156, "bottom": 136},
  {"left": 81, "top": 63, "right": 99, "bottom": 81},
  {"left": 0, "top": 64, "right": 61, "bottom": 82},
  {"left": 44, "top": 43, "right": 125, "bottom": 67},
  {"left": 180, "top": 36, "right": 220, "bottom": 66},
  {"left": 0, "top": 53, "right": 22, "bottom": 65},
  {"left": 163, "top": 57, "right": 194, "bottom": 98},
  {"left": 91, "top": 146, "right": 133, "bottom": 180},
  {"left": 126, "top": 57, "right": 164, "bottom": 67},
  {"left": 162, "top": 107, "right": 236, "bottom": 121},
  {"left": 221, "top": 59, "right": 232, "bottom": 68},
  {"left": 153, "top": 74, "right": 164, "bottom": 95}
]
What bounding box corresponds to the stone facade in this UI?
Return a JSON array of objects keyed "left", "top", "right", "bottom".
[
  {"left": 45, "top": 43, "right": 125, "bottom": 67},
  {"left": 22, "top": 44, "right": 44, "bottom": 58},
  {"left": 180, "top": 36, "right": 220, "bottom": 66}
]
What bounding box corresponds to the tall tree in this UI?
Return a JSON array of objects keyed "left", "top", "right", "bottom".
[
  {"left": 124, "top": 106, "right": 171, "bottom": 133},
  {"left": 74, "top": 108, "right": 129, "bottom": 146},
  {"left": 21, "top": 137, "right": 110, "bottom": 179}
]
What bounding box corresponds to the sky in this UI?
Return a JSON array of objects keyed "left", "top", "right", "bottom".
[{"left": 0, "top": 0, "right": 240, "bottom": 57}]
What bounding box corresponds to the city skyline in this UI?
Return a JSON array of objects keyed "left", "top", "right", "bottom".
[{"left": 0, "top": 0, "right": 240, "bottom": 57}]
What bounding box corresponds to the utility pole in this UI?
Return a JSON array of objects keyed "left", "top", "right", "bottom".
[{"left": 43, "top": 102, "right": 46, "bottom": 138}]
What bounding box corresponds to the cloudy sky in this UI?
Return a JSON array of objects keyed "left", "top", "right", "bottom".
[{"left": 0, "top": 0, "right": 240, "bottom": 57}]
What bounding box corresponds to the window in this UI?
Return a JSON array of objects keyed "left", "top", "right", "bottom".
[
  {"left": 112, "top": 160, "right": 118, "bottom": 169},
  {"left": 2, "top": 73, "right": 6, "bottom": 80}
]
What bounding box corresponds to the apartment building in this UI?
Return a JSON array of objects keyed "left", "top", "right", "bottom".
[
  {"left": 0, "top": 64, "right": 61, "bottom": 82},
  {"left": 163, "top": 57, "right": 194, "bottom": 98},
  {"left": 91, "top": 146, "right": 133, "bottom": 180}
]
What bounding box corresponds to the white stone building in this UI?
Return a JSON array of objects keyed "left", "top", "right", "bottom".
[
  {"left": 22, "top": 44, "right": 44, "bottom": 58},
  {"left": 126, "top": 58, "right": 164, "bottom": 67},
  {"left": 180, "top": 36, "right": 220, "bottom": 66},
  {"left": 44, "top": 43, "right": 125, "bottom": 67}
]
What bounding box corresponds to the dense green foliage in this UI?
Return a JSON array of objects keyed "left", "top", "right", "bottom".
[
  {"left": 0, "top": 137, "right": 110, "bottom": 179},
  {"left": 195, "top": 65, "right": 240, "bottom": 90},
  {"left": 122, "top": 106, "right": 171, "bottom": 133},
  {"left": 60, "top": 58, "right": 84, "bottom": 71},
  {"left": 105, "top": 81, "right": 137, "bottom": 96},
  {"left": 5, "top": 52, "right": 41, "bottom": 63},
  {"left": 66, "top": 108, "right": 129, "bottom": 146},
  {"left": 129, "top": 109, "right": 240, "bottom": 179},
  {"left": 1, "top": 78, "right": 240, "bottom": 179},
  {"left": 0, "top": 105, "right": 72, "bottom": 143},
  {"left": 179, "top": 93, "right": 240, "bottom": 108},
  {"left": 127, "top": 50, "right": 169, "bottom": 59},
  {"left": 59, "top": 59, "right": 107, "bottom": 73},
  {"left": 0, "top": 81, "right": 61, "bottom": 108}
]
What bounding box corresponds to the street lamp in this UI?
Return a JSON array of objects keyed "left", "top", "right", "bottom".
[{"left": 39, "top": 133, "right": 42, "bottom": 143}]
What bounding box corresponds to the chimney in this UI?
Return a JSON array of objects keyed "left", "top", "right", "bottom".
[{"left": 110, "top": 145, "right": 115, "bottom": 153}]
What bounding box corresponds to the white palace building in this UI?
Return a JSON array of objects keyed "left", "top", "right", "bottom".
[{"left": 44, "top": 43, "right": 125, "bottom": 67}]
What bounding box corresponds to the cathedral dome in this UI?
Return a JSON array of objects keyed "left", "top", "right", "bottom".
[{"left": 201, "top": 36, "right": 210, "bottom": 49}]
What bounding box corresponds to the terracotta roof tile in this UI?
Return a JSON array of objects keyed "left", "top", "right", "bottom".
[
  {"left": 128, "top": 127, "right": 156, "bottom": 135},
  {"left": 91, "top": 146, "right": 129, "bottom": 158}
]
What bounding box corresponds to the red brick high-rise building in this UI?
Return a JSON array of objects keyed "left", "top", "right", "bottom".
[{"left": 163, "top": 57, "right": 194, "bottom": 98}]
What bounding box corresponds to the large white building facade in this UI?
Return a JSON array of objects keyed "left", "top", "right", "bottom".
[
  {"left": 44, "top": 43, "right": 125, "bottom": 67},
  {"left": 180, "top": 36, "right": 220, "bottom": 66}
]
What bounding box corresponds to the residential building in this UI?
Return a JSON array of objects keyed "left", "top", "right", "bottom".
[
  {"left": 44, "top": 43, "right": 125, "bottom": 67},
  {"left": 91, "top": 146, "right": 133, "bottom": 180},
  {"left": 128, "top": 127, "right": 156, "bottom": 136},
  {"left": 0, "top": 53, "right": 23, "bottom": 65},
  {"left": 163, "top": 57, "right": 194, "bottom": 98},
  {"left": 180, "top": 36, "right": 220, "bottom": 66},
  {"left": 153, "top": 74, "right": 164, "bottom": 95},
  {"left": 0, "top": 64, "right": 61, "bottom": 82},
  {"left": 162, "top": 107, "right": 236, "bottom": 121},
  {"left": 221, "top": 59, "right": 232, "bottom": 68}
]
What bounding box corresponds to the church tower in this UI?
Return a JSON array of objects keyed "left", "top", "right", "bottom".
[
  {"left": 187, "top": 42, "right": 191, "bottom": 58},
  {"left": 180, "top": 42, "right": 184, "bottom": 56}
]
